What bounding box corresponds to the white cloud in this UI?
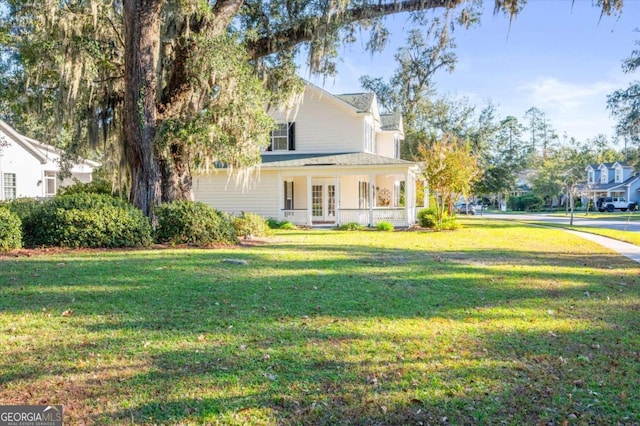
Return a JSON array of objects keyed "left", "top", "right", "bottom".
[{"left": 518, "top": 77, "right": 616, "bottom": 113}]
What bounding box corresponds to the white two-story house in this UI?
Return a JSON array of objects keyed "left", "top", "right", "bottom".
[
  {"left": 0, "top": 119, "right": 98, "bottom": 201},
  {"left": 193, "top": 83, "right": 420, "bottom": 227},
  {"left": 585, "top": 162, "right": 640, "bottom": 205}
]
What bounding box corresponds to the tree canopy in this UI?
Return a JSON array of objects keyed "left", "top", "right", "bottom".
[{"left": 0, "top": 0, "right": 626, "bottom": 216}]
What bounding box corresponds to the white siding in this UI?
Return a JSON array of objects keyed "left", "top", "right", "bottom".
[
  {"left": 376, "top": 132, "right": 396, "bottom": 158},
  {"left": 193, "top": 171, "right": 279, "bottom": 219},
  {"left": 268, "top": 86, "right": 364, "bottom": 154},
  {"left": 0, "top": 135, "right": 47, "bottom": 199}
]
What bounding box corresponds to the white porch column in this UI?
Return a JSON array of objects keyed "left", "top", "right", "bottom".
[
  {"left": 307, "top": 175, "right": 313, "bottom": 226},
  {"left": 368, "top": 174, "right": 374, "bottom": 226},
  {"left": 405, "top": 171, "right": 412, "bottom": 226},
  {"left": 277, "top": 172, "right": 283, "bottom": 222},
  {"left": 335, "top": 174, "right": 341, "bottom": 225}
]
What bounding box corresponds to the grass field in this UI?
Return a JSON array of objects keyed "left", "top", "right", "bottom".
[{"left": 1, "top": 220, "right": 639, "bottom": 425}]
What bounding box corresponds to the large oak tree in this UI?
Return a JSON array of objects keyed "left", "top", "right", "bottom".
[{"left": 0, "top": 0, "right": 624, "bottom": 216}]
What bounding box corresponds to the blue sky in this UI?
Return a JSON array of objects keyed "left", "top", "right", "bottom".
[{"left": 308, "top": 1, "right": 640, "bottom": 145}]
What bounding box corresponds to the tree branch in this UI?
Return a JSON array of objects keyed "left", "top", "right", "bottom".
[{"left": 246, "top": 0, "right": 463, "bottom": 59}]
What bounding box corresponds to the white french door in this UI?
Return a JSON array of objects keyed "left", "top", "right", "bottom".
[{"left": 311, "top": 181, "right": 336, "bottom": 222}]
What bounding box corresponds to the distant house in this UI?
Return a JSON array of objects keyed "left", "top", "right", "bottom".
[
  {"left": 0, "top": 119, "right": 98, "bottom": 201},
  {"left": 584, "top": 162, "right": 640, "bottom": 205},
  {"left": 193, "top": 83, "right": 421, "bottom": 227}
]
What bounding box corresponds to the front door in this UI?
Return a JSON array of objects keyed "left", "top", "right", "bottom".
[{"left": 312, "top": 182, "right": 336, "bottom": 223}]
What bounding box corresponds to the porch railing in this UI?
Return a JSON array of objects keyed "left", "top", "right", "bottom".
[
  {"left": 338, "top": 208, "right": 408, "bottom": 227},
  {"left": 372, "top": 208, "right": 407, "bottom": 226},
  {"left": 338, "top": 209, "right": 369, "bottom": 225},
  {"left": 282, "top": 209, "right": 308, "bottom": 225},
  {"left": 283, "top": 208, "right": 412, "bottom": 227}
]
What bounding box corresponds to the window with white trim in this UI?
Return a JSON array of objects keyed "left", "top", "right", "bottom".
[
  {"left": 3, "top": 173, "right": 16, "bottom": 200},
  {"left": 271, "top": 123, "right": 289, "bottom": 151},
  {"left": 269, "top": 122, "right": 295, "bottom": 152},
  {"left": 600, "top": 170, "right": 608, "bottom": 184},
  {"left": 284, "top": 181, "right": 294, "bottom": 210},
  {"left": 393, "top": 135, "right": 400, "bottom": 159},
  {"left": 587, "top": 170, "right": 594, "bottom": 184},
  {"left": 45, "top": 171, "right": 57, "bottom": 197},
  {"left": 615, "top": 167, "right": 623, "bottom": 183},
  {"left": 364, "top": 121, "right": 375, "bottom": 153},
  {"left": 358, "top": 181, "right": 370, "bottom": 209}
]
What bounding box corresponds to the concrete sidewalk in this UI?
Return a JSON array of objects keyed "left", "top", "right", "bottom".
[{"left": 564, "top": 229, "right": 640, "bottom": 264}]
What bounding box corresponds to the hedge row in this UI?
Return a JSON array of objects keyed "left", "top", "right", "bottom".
[{"left": 0, "top": 193, "right": 270, "bottom": 250}]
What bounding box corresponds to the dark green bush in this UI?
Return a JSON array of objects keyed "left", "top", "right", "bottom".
[
  {"left": 233, "top": 212, "right": 271, "bottom": 238},
  {"left": 376, "top": 221, "right": 394, "bottom": 231},
  {"left": 417, "top": 207, "right": 438, "bottom": 228},
  {"left": 508, "top": 194, "right": 544, "bottom": 212},
  {"left": 0, "top": 207, "right": 22, "bottom": 251},
  {"left": 337, "top": 222, "right": 364, "bottom": 231},
  {"left": 417, "top": 207, "right": 458, "bottom": 231},
  {"left": 155, "top": 201, "right": 237, "bottom": 246},
  {"left": 22, "top": 193, "right": 152, "bottom": 248},
  {"left": 267, "top": 218, "right": 296, "bottom": 229},
  {"left": 57, "top": 178, "right": 114, "bottom": 196},
  {"left": 0, "top": 197, "right": 43, "bottom": 223}
]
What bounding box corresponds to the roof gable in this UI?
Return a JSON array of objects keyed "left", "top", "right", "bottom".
[{"left": 0, "top": 119, "right": 48, "bottom": 163}]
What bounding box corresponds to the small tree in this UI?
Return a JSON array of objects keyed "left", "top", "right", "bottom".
[{"left": 417, "top": 135, "right": 480, "bottom": 226}]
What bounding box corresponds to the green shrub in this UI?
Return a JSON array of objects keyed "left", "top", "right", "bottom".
[
  {"left": 0, "top": 207, "right": 22, "bottom": 251},
  {"left": 279, "top": 221, "right": 296, "bottom": 230},
  {"left": 267, "top": 218, "right": 296, "bottom": 229},
  {"left": 22, "top": 193, "right": 152, "bottom": 248},
  {"left": 233, "top": 212, "right": 271, "bottom": 238},
  {"left": 437, "top": 217, "right": 460, "bottom": 231},
  {"left": 0, "top": 197, "right": 43, "bottom": 223},
  {"left": 337, "top": 222, "right": 364, "bottom": 231},
  {"left": 376, "top": 221, "right": 394, "bottom": 231},
  {"left": 57, "top": 178, "right": 114, "bottom": 196},
  {"left": 508, "top": 194, "right": 544, "bottom": 212},
  {"left": 417, "top": 207, "right": 438, "bottom": 228},
  {"left": 417, "top": 207, "right": 459, "bottom": 231},
  {"left": 155, "top": 201, "right": 237, "bottom": 246}
]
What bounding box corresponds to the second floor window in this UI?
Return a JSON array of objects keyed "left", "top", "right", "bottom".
[
  {"left": 268, "top": 122, "right": 295, "bottom": 151},
  {"left": 587, "top": 171, "right": 594, "bottom": 184},
  {"left": 364, "top": 121, "right": 375, "bottom": 153},
  {"left": 615, "top": 168, "right": 623, "bottom": 182},
  {"left": 601, "top": 171, "right": 608, "bottom": 184}
]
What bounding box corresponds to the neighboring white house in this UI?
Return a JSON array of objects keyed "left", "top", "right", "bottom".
[
  {"left": 0, "top": 119, "right": 98, "bottom": 201},
  {"left": 193, "top": 83, "right": 421, "bottom": 227},
  {"left": 584, "top": 162, "right": 640, "bottom": 204}
]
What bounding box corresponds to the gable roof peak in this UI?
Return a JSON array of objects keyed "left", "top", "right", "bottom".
[{"left": 335, "top": 92, "right": 376, "bottom": 113}]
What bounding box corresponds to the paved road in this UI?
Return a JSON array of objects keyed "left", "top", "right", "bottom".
[
  {"left": 480, "top": 212, "right": 640, "bottom": 232},
  {"left": 479, "top": 212, "right": 640, "bottom": 264}
]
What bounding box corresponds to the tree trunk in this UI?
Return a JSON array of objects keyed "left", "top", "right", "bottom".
[
  {"left": 123, "top": 0, "right": 163, "bottom": 217},
  {"left": 159, "top": 143, "right": 194, "bottom": 203}
]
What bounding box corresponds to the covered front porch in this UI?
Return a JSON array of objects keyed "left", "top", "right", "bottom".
[{"left": 276, "top": 172, "right": 418, "bottom": 227}]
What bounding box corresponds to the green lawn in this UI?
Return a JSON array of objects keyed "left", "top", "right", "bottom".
[{"left": 1, "top": 221, "right": 639, "bottom": 425}]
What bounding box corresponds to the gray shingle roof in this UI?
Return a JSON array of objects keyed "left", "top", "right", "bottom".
[
  {"left": 381, "top": 112, "right": 402, "bottom": 131},
  {"left": 335, "top": 93, "right": 375, "bottom": 113},
  {"left": 588, "top": 173, "right": 640, "bottom": 191},
  {"left": 261, "top": 152, "right": 414, "bottom": 168}
]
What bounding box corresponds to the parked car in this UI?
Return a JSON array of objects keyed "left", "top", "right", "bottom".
[
  {"left": 454, "top": 203, "right": 476, "bottom": 215},
  {"left": 596, "top": 196, "right": 636, "bottom": 212}
]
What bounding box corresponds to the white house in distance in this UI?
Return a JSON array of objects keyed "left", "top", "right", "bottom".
[
  {"left": 584, "top": 162, "right": 640, "bottom": 204},
  {"left": 193, "top": 83, "right": 421, "bottom": 227},
  {"left": 0, "top": 119, "right": 98, "bottom": 201}
]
